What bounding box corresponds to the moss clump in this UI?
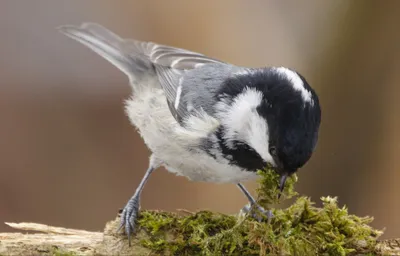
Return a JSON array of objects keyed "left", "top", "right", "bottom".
[
  {"left": 137, "top": 168, "right": 382, "bottom": 255},
  {"left": 256, "top": 168, "right": 298, "bottom": 206}
]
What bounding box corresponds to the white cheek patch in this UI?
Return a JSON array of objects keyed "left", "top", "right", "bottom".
[
  {"left": 273, "top": 67, "right": 313, "bottom": 104},
  {"left": 215, "top": 87, "right": 275, "bottom": 165},
  {"left": 245, "top": 109, "right": 274, "bottom": 165}
]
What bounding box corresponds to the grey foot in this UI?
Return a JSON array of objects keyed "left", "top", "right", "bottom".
[
  {"left": 119, "top": 196, "right": 140, "bottom": 245},
  {"left": 241, "top": 203, "right": 273, "bottom": 222}
]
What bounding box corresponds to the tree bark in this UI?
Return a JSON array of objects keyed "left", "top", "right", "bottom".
[
  {"left": 0, "top": 217, "right": 151, "bottom": 256},
  {"left": 0, "top": 217, "right": 399, "bottom": 256}
]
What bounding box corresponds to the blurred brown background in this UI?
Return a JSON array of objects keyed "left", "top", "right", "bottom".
[{"left": 1, "top": 1, "right": 399, "bottom": 239}]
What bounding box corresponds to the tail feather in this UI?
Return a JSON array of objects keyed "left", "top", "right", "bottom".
[{"left": 58, "top": 23, "right": 153, "bottom": 82}]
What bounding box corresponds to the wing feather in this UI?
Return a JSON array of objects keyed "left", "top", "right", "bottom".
[{"left": 60, "top": 22, "right": 225, "bottom": 124}]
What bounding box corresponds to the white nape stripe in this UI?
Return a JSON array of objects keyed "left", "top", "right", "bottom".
[
  {"left": 174, "top": 85, "right": 182, "bottom": 109},
  {"left": 274, "top": 67, "right": 313, "bottom": 103}
]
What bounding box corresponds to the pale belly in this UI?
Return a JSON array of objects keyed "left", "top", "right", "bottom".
[{"left": 124, "top": 85, "right": 258, "bottom": 184}]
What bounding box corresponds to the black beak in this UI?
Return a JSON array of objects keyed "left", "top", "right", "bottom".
[{"left": 277, "top": 173, "right": 288, "bottom": 199}]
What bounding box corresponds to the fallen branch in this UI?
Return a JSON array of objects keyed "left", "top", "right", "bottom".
[
  {"left": 0, "top": 215, "right": 399, "bottom": 256},
  {"left": 0, "top": 172, "right": 396, "bottom": 255},
  {"left": 0, "top": 216, "right": 149, "bottom": 256}
]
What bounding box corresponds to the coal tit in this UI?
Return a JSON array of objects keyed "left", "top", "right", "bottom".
[{"left": 59, "top": 23, "right": 321, "bottom": 241}]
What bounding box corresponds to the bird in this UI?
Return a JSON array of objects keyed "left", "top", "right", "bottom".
[{"left": 58, "top": 23, "right": 321, "bottom": 243}]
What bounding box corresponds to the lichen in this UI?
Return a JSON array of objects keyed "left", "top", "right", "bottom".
[
  {"left": 137, "top": 168, "right": 383, "bottom": 255},
  {"left": 51, "top": 247, "right": 77, "bottom": 256}
]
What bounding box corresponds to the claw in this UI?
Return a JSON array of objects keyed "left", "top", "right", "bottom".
[
  {"left": 127, "top": 228, "right": 132, "bottom": 247},
  {"left": 241, "top": 202, "right": 273, "bottom": 222},
  {"left": 118, "top": 197, "right": 140, "bottom": 246},
  {"left": 117, "top": 209, "right": 126, "bottom": 233},
  {"left": 117, "top": 221, "right": 124, "bottom": 233},
  {"left": 116, "top": 163, "right": 156, "bottom": 246}
]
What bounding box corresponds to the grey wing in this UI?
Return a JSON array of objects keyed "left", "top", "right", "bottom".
[
  {"left": 59, "top": 22, "right": 226, "bottom": 124},
  {"left": 131, "top": 40, "right": 226, "bottom": 123}
]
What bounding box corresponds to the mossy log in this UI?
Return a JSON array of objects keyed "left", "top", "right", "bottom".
[
  {"left": 0, "top": 171, "right": 396, "bottom": 255},
  {"left": 0, "top": 216, "right": 399, "bottom": 256}
]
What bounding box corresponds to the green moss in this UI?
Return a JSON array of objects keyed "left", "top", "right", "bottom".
[
  {"left": 256, "top": 167, "right": 298, "bottom": 206},
  {"left": 137, "top": 168, "right": 382, "bottom": 255}
]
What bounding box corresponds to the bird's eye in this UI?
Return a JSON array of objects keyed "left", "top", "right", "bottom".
[{"left": 269, "top": 146, "right": 277, "bottom": 156}]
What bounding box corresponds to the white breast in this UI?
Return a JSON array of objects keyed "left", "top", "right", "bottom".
[{"left": 124, "top": 79, "right": 258, "bottom": 184}]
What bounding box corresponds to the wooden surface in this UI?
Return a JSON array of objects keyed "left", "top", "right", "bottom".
[
  {"left": 0, "top": 218, "right": 399, "bottom": 255},
  {"left": 0, "top": 217, "right": 151, "bottom": 256}
]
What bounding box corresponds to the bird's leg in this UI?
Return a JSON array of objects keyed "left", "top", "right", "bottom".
[
  {"left": 237, "top": 183, "right": 273, "bottom": 221},
  {"left": 119, "top": 156, "right": 159, "bottom": 245}
]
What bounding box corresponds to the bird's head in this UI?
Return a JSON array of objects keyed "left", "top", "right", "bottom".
[{"left": 215, "top": 67, "right": 321, "bottom": 192}]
